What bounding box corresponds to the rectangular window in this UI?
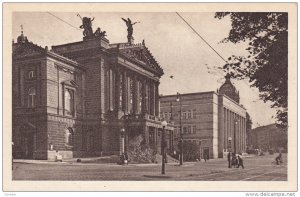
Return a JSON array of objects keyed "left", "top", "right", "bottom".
[
  {"left": 187, "top": 110, "right": 191, "bottom": 119},
  {"left": 193, "top": 110, "right": 197, "bottom": 119},
  {"left": 64, "top": 89, "right": 75, "bottom": 116},
  {"left": 193, "top": 126, "right": 196, "bottom": 134},
  {"left": 183, "top": 127, "right": 187, "bottom": 134},
  {"left": 149, "top": 131, "right": 155, "bottom": 145},
  {"left": 183, "top": 111, "right": 186, "bottom": 119},
  {"left": 188, "top": 126, "right": 191, "bottom": 134}
]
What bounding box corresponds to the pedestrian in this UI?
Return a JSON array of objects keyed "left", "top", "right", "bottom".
[
  {"left": 237, "top": 155, "right": 244, "bottom": 169},
  {"left": 227, "top": 151, "right": 232, "bottom": 168},
  {"left": 204, "top": 154, "right": 207, "bottom": 162},
  {"left": 124, "top": 152, "right": 129, "bottom": 165},
  {"left": 231, "top": 153, "right": 237, "bottom": 168},
  {"left": 55, "top": 150, "right": 62, "bottom": 162},
  {"left": 275, "top": 153, "right": 282, "bottom": 165}
]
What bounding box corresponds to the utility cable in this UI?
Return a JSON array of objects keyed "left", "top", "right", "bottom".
[
  {"left": 47, "top": 12, "right": 82, "bottom": 32},
  {"left": 175, "top": 12, "right": 227, "bottom": 63}
]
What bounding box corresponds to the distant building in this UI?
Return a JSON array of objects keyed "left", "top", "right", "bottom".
[
  {"left": 248, "top": 124, "right": 287, "bottom": 152},
  {"left": 12, "top": 20, "right": 173, "bottom": 160},
  {"left": 160, "top": 74, "right": 248, "bottom": 159}
]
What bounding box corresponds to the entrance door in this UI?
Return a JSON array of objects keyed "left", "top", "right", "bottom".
[
  {"left": 23, "top": 133, "right": 34, "bottom": 159},
  {"left": 203, "top": 147, "right": 209, "bottom": 159}
]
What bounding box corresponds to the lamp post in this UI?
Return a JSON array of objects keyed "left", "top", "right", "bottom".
[
  {"left": 161, "top": 120, "right": 168, "bottom": 175},
  {"left": 176, "top": 92, "right": 183, "bottom": 165},
  {"left": 120, "top": 128, "right": 125, "bottom": 155}
]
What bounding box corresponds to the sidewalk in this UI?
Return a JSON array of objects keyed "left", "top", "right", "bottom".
[{"left": 14, "top": 155, "right": 256, "bottom": 166}]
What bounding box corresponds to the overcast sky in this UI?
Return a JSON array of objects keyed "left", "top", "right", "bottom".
[{"left": 12, "top": 12, "right": 278, "bottom": 128}]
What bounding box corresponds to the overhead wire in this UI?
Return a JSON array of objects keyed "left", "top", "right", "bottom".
[
  {"left": 174, "top": 12, "right": 260, "bottom": 101},
  {"left": 176, "top": 12, "right": 228, "bottom": 63},
  {"left": 47, "top": 12, "right": 82, "bottom": 32}
]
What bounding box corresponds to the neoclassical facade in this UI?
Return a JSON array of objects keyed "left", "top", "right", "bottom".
[
  {"left": 160, "top": 75, "right": 248, "bottom": 159},
  {"left": 12, "top": 21, "right": 173, "bottom": 160}
]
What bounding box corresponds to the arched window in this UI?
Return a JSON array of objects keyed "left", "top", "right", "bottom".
[
  {"left": 28, "top": 70, "right": 35, "bottom": 79},
  {"left": 65, "top": 128, "right": 74, "bottom": 146},
  {"left": 64, "top": 89, "right": 74, "bottom": 115},
  {"left": 28, "top": 88, "right": 36, "bottom": 108}
]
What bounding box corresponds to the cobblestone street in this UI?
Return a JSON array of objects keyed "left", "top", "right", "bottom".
[{"left": 12, "top": 154, "right": 287, "bottom": 181}]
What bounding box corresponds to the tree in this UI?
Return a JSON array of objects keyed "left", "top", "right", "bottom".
[
  {"left": 214, "top": 13, "right": 288, "bottom": 129},
  {"left": 181, "top": 141, "right": 200, "bottom": 161}
]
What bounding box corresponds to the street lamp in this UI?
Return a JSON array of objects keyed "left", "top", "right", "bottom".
[
  {"left": 161, "top": 120, "right": 168, "bottom": 175},
  {"left": 176, "top": 92, "right": 183, "bottom": 165},
  {"left": 120, "top": 128, "right": 125, "bottom": 155}
]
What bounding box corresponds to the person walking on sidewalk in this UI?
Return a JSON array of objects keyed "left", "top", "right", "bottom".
[{"left": 237, "top": 154, "right": 245, "bottom": 169}]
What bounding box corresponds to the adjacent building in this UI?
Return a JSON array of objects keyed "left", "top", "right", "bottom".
[
  {"left": 160, "top": 74, "right": 248, "bottom": 159},
  {"left": 12, "top": 19, "right": 173, "bottom": 160},
  {"left": 248, "top": 124, "right": 287, "bottom": 152}
]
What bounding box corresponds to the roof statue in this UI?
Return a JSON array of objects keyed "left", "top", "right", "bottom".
[
  {"left": 77, "top": 14, "right": 107, "bottom": 40},
  {"left": 122, "top": 18, "right": 140, "bottom": 45}
]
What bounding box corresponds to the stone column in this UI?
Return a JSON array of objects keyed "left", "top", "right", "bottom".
[
  {"left": 109, "top": 69, "right": 114, "bottom": 111},
  {"left": 141, "top": 79, "right": 146, "bottom": 114},
  {"left": 114, "top": 69, "right": 120, "bottom": 112},
  {"left": 122, "top": 71, "right": 127, "bottom": 113},
  {"left": 127, "top": 75, "right": 132, "bottom": 114},
  {"left": 218, "top": 99, "right": 224, "bottom": 157},
  {"left": 150, "top": 84, "right": 155, "bottom": 115},
  {"left": 133, "top": 77, "right": 140, "bottom": 114},
  {"left": 148, "top": 83, "right": 151, "bottom": 115},
  {"left": 155, "top": 83, "right": 159, "bottom": 117},
  {"left": 144, "top": 126, "right": 149, "bottom": 147}
]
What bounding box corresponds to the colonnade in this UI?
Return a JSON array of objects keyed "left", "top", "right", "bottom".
[
  {"left": 106, "top": 67, "right": 159, "bottom": 116},
  {"left": 223, "top": 107, "right": 247, "bottom": 153}
]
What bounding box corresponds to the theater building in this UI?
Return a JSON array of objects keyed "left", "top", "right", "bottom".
[
  {"left": 160, "top": 74, "right": 248, "bottom": 159},
  {"left": 12, "top": 19, "right": 173, "bottom": 160}
]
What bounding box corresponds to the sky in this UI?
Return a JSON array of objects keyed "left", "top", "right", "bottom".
[{"left": 12, "top": 12, "right": 278, "bottom": 128}]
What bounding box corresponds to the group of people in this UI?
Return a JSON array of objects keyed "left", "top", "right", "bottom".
[{"left": 227, "top": 152, "right": 244, "bottom": 169}]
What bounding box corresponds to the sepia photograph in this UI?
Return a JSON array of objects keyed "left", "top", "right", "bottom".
[{"left": 3, "top": 2, "right": 297, "bottom": 192}]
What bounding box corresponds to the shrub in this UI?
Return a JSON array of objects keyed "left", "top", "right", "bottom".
[{"left": 127, "top": 135, "right": 157, "bottom": 163}]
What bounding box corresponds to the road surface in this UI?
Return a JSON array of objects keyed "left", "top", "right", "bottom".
[{"left": 13, "top": 153, "right": 287, "bottom": 181}]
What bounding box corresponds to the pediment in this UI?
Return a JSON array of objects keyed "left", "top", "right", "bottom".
[{"left": 120, "top": 46, "right": 163, "bottom": 75}]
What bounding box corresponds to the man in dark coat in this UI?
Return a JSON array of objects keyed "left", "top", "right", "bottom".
[
  {"left": 237, "top": 155, "right": 245, "bottom": 169},
  {"left": 231, "top": 153, "right": 237, "bottom": 168}
]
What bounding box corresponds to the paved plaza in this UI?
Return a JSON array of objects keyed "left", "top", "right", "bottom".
[{"left": 12, "top": 153, "right": 287, "bottom": 181}]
